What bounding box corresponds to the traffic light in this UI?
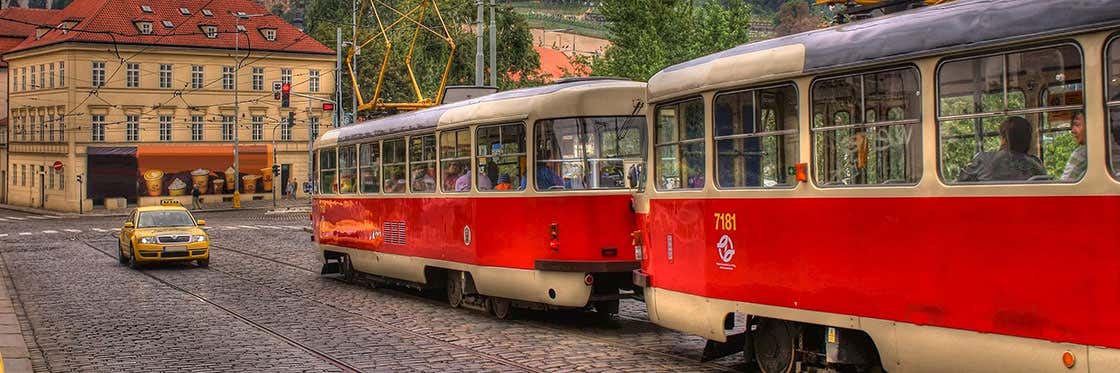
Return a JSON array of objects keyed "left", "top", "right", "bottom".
[
  {"left": 280, "top": 83, "right": 291, "bottom": 108},
  {"left": 287, "top": 111, "right": 295, "bottom": 128},
  {"left": 76, "top": 174, "right": 82, "bottom": 183},
  {"left": 272, "top": 164, "right": 281, "bottom": 176},
  {"left": 322, "top": 102, "right": 334, "bottom": 111}
]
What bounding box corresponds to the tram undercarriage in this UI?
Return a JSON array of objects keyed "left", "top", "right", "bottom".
[{"left": 705, "top": 315, "right": 884, "bottom": 373}]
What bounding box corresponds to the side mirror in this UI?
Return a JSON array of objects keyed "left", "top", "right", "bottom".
[
  {"left": 196, "top": 219, "right": 206, "bottom": 226},
  {"left": 123, "top": 222, "right": 134, "bottom": 229}
]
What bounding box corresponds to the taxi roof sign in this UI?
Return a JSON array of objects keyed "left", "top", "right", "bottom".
[{"left": 160, "top": 199, "right": 182, "bottom": 206}]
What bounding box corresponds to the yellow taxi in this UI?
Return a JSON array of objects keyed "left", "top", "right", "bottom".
[{"left": 117, "top": 200, "right": 210, "bottom": 268}]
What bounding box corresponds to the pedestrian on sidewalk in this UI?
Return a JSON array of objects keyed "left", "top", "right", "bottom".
[
  {"left": 286, "top": 179, "right": 297, "bottom": 200},
  {"left": 191, "top": 186, "right": 202, "bottom": 210}
]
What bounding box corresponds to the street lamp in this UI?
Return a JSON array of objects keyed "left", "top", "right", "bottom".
[{"left": 231, "top": 11, "right": 268, "bottom": 208}]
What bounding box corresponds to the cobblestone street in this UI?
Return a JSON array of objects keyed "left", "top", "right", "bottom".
[{"left": 0, "top": 207, "right": 749, "bottom": 372}]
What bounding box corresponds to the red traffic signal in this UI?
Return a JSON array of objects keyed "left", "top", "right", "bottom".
[
  {"left": 281, "top": 82, "right": 291, "bottom": 93},
  {"left": 280, "top": 82, "right": 291, "bottom": 108},
  {"left": 322, "top": 102, "right": 334, "bottom": 111}
]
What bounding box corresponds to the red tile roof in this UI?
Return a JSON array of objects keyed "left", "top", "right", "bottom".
[
  {"left": 0, "top": 7, "right": 64, "bottom": 38},
  {"left": 3, "top": 0, "right": 333, "bottom": 56},
  {"left": 509, "top": 46, "right": 589, "bottom": 83}
]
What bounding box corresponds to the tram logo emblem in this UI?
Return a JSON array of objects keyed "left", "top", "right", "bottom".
[
  {"left": 716, "top": 234, "right": 736, "bottom": 270},
  {"left": 463, "top": 225, "right": 472, "bottom": 246}
]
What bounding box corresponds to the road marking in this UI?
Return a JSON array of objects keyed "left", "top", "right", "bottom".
[
  {"left": 220, "top": 226, "right": 239, "bottom": 230},
  {"left": 92, "top": 228, "right": 107, "bottom": 232},
  {"left": 42, "top": 230, "right": 59, "bottom": 234},
  {"left": 17, "top": 232, "right": 31, "bottom": 236},
  {"left": 111, "top": 228, "right": 121, "bottom": 232},
  {"left": 257, "top": 225, "right": 282, "bottom": 229},
  {"left": 0, "top": 218, "right": 8, "bottom": 222},
  {"left": 237, "top": 225, "right": 260, "bottom": 230},
  {"left": 64, "top": 229, "right": 82, "bottom": 233},
  {"left": 27, "top": 216, "right": 47, "bottom": 220},
  {"left": 282, "top": 225, "right": 306, "bottom": 230},
  {"left": 6, "top": 217, "right": 26, "bottom": 220},
  {"left": 0, "top": 234, "right": 7, "bottom": 238}
]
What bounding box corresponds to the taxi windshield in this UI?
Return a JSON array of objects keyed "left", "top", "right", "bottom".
[{"left": 137, "top": 211, "right": 196, "bottom": 228}]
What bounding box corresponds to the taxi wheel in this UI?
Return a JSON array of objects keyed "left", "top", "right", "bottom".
[
  {"left": 117, "top": 244, "right": 128, "bottom": 265},
  {"left": 127, "top": 244, "right": 140, "bottom": 269},
  {"left": 197, "top": 259, "right": 209, "bottom": 268}
]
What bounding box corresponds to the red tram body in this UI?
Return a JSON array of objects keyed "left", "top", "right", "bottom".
[
  {"left": 633, "top": 1, "right": 1120, "bottom": 372},
  {"left": 313, "top": 79, "right": 647, "bottom": 315}
]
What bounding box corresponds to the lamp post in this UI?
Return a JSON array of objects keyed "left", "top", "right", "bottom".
[{"left": 232, "top": 11, "right": 268, "bottom": 208}]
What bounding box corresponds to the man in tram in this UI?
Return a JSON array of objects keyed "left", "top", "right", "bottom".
[
  {"left": 1060, "top": 111, "right": 1087, "bottom": 182},
  {"left": 412, "top": 165, "right": 436, "bottom": 192},
  {"left": 957, "top": 116, "right": 1047, "bottom": 182}
]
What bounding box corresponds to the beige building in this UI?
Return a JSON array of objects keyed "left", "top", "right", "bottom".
[{"left": 3, "top": 0, "right": 335, "bottom": 212}]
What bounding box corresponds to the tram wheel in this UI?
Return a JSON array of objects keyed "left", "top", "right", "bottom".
[
  {"left": 753, "top": 318, "right": 796, "bottom": 373},
  {"left": 447, "top": 271, "right": 463, "bottom": 308},
  {"left": 489, "top": 297, "right": 513, "bottom": 320}
]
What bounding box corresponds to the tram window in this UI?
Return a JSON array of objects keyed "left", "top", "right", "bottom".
[
  {"left": 476, "top": 123, "right": 526, "bottom": 191},
  {"left": 318, "top": 147, "right": 337, "bottom": 194},
  {"left": 408, "top": 134, "right": 437, "bottom": 193},
  {"left": 937, "top": 44, "right": 1084, "bottom": 183},
  {"left": 654, "top": 98, "right": 705, "bottom": 190},
  {"left": 359, "top": 142, "right": 379, "bottom": 194},
  {"left": 535, "top": 116, "right": 646, "bottom": 191},
  {"left": 440, "top": 128, "right": 471, "bottom": 193},
  {"left": 382, "top": 138, "right": 407, "bottom": 194},
  {"left": 713, "top": 84, "right": 798, "bottom": 189},
  {"left": 1107, "top": 36, "right": 1120, "bottom": 179},
  {"left": 811, "top": 67, "right": 921, "bottom": 186},
  {"left": 337, "top": 145, "right": 357, "bottom": 194}
]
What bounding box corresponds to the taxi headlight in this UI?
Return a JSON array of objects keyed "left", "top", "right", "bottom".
[
  {"left": 191, "top": 235, "right": 207, "bottom": 243},
  {"left": 139, "top": 237, "right": 156, "bottom": 244}
]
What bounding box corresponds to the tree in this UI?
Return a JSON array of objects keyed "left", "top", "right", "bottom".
[
  {"left": 773, "top": 0, "right": 822, "bottom": 37},
  {"left": 304, "top": 0, "right": 542, "bottom": 115},
  {"left": 593, "top": 0, "right": 754, "bottom": 81}
]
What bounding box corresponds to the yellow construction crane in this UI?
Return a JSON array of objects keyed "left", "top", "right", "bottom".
[
  {"left": 815, "top": 0, "right": 950, "bottom": 5},
  {"left": 349, "top": 0, "right": 456, "bottom": 114}
]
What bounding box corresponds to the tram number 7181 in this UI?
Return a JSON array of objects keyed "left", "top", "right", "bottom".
[{"left": 713, "top": 213, "right": 737, "bottom": 232}]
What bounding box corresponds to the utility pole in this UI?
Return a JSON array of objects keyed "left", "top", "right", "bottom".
[
  {"left": 475, "top": 0, "right": 484, "bottom": 85},
  {"left": 336, "top": 27, "right": 343, "bottom": 128},
  {"left": 352, "top": 0, "right": 358, "bottom": 120},
  {"left": 231, "top": 12, "right": 267, "bottom": 208},
  {"left": 489, "top": 0, "right": 497, "bottom": 87}
]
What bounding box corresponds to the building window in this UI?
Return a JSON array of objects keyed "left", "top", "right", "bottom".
[
  {"left": 91, "top": 61, "right": 105, "bottom": 88},
  {"left": 59, "top": 61, "right": 65, "bottom": 87},
  {"left": 310, "top": 117, "right": 320, "bottom": 140},
  {"left": 535, "top": 117, "right": 645, "bottom": 191},
  {"left": 191, "top": 115, "right": 204, "bottom": 141},
  {"left": 191, "top": 65, "right": 204, "bottom": 89},
  {"left": 222, "top": 66, "right": 234, "bottom": 90},
  {"left": 813, "top": 67, "right": 921, "bottom": 186},
  {"left": 252, "top": 67, "right": 264, "bottom": 91},
  {"left": 136, "top": 21, "right": 152, "bottom": 35},
  {"left": 222, "top": 116, "right": 234, "bottom": 141},
  {"left": 30, "top": 65, "right": 36, "bottom": 90},
  {"left": 281, "top": 68, "right": 291, "bottom": 85},
  {"left": 140, "top": 5, "right": 152, "bottom": 13},
  {"left": 48, "top": 63, "right": 55, "bottom": 88},
  {"left": 654, "top": 97, "right": 705, "bottom": 190},
  {"left": 937, "top": 45, "right": 1083, "bottom": 183},
  {"left": 319, "top": 148, "right": 337, "bottom": 195},
  {"left": 126, "top": 115, "right": 140, "bottom": 141},
  {"left": 20, "top": 67, "right": 26, "bottom": 91},
  {"left": 38, "top": 64, "right": 44, "bottom": 89},
  {"left": 57, "top": 115, "right": 65, "bottom": 141},
  {"left": 714, "top": 84, "right": 799, "bottom": 189},
  {"left": 38, "top": 115, "right": 45, "bottom": 142},
  {"left": 29, "top": 116, "right": 37, "bottom": 141},
  {"left": 179, "top": 7, "right": 190, "bottom": 15},
  {"left": 252, "top": 116, "right": 263, "bottom": 141},
  {"left": 439, "top": 128, "right": 472, "bottom": 193},
  {"left": 91, "top": 114, "right": 105, "bottom": 142},
  {"left": 159, "top": 64, "right": 172, "bottom": 88},
  {"left": 126, "top": 63, "right": 140, "bottom": 88},
  {"left": 408, "top": 134, "right": 437, "bottom": 193},
  {"left": 260, "top": 28, "right": 276, "bottom": 41},
  {"left": 202, "top": 25, "right": 217, "bottom": 38},
  {"left": 281, "top": 116, "right": 292, "bottom": 140},
  {"left": 47, "top": 120, "right": 54, "bottom": 142},
  {"left": 162, "top": 20, "right": 174, "bottom": 28},
  {"left": 159, "top": 115, "right": 172, "bottom": 141},
  {"left": 21, "top": 165, "right": 26, "bottom": 186},
  {"left": 309, "top": 70, "right": 320, "bottom": 92}
]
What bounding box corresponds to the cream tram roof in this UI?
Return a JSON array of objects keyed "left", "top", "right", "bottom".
[
  {"left": 647, "top": 0, "right": 1120, "bottom": 103},
  {"left": 317, "top": 78, "right": 646, "bottom": 148}
]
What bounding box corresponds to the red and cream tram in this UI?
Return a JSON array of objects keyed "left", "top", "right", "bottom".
[
  {"left": 312, "top": 78, "right": 647, "bottom": 318},
  {"left": 633, "top": 0, "right": 1120, "bottom": 372}
]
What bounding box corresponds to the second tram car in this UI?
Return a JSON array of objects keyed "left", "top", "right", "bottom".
[
  {"left": 633, "top": 0, "right": 1120, "bottom": 372},
  {"left": 313, "top": 78, "right": 647, "bottom": 317}
]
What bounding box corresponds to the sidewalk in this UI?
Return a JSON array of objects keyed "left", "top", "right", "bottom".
[
  {"left": 0, "top": 198, "right": 311, "bottom": 217},
  {"left": 0, "top": 257, "right": 32, "bottom": 373}
]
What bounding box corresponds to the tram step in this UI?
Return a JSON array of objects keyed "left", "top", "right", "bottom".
[{"left": 701, "top": 332, "right": 746, "bottom": 362}]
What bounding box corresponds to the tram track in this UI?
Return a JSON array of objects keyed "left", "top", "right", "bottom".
[
  {"left": 85, "top": 236, "right": 544, "bottom": 373},
  {"left": 209, "top": 243, "right": 745, "bottom": 372}
]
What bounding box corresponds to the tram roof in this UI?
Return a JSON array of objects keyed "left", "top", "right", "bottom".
[
  {"left": 319, "top": 78, "right": 644, "bottom": 147},
  {"left": 647, "top": 0, "right": 1120, "bottom": 102}
]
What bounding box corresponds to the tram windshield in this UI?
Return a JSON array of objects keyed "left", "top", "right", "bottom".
[{"left": 534, "top": 116, "right": 646, "bottom": 191}]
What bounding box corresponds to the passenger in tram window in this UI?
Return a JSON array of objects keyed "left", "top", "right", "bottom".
[
  {"left": 412, "top": 165, "right": 435, "bottom": 192},
  {"left": 495, "top": 174, "right": 513, "bottom": 190},
  {"left": 454, "top": 164, "right": 472, "bottom": 192},
  {"left": 957, "top": 116, "right": 1047, "bottom": 182},
  {"left": 1059, "top": 111, "right": 1087, "bottom": 182},
  {"left": 443, "top": 162, "right": 462, "bottom": 191},
  {"left": 384, "top": 171, "right": 406, "bottom": 193},
  {"left": 536, "top": 158, "right": 564, "bottom": 189},
  {"left": 477, "top": 160, "right": 496, "bottom": 190},
  {"left": 517, "top": 157, "right": 528, "bottom": 190}
]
